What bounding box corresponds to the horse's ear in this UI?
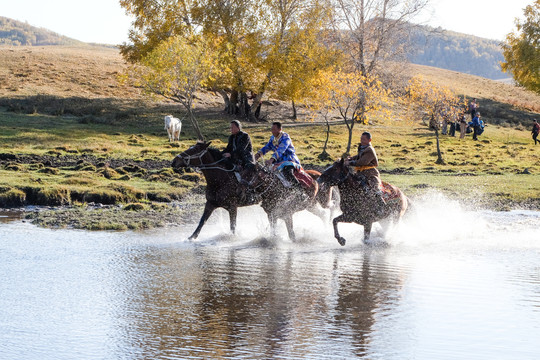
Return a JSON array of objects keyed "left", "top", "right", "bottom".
[
  {"left": 339, "top": 158, "right": 344, "bottom": 166},
  {"left": 204, "top": 141, "right": 212, "bottom": 148}
]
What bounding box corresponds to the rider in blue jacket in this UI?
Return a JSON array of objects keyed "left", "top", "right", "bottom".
[{"left": 255, "top": 121, "right": 301, "bottom": 188}]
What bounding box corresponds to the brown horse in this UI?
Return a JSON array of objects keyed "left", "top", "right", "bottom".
[
  {"left": 171, "top": 141, "right": 259, "bottom": 240},
  {"left": 318, "top": 159, "right": 411, "bottom": 246},
  {"left": 249, "top": 164, "right": 334, "bottom": 241}
]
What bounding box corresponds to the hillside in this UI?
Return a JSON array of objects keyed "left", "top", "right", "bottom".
[
  {"left": 409, "top": 26, "right": 507, "bottom": 80},
  {"left": 0, "top": 16, "right": 85, "bottom": 46}
]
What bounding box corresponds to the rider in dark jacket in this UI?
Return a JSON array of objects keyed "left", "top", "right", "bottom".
[{"left": 222, "top": 120, "right": 255, "bottom": 171}]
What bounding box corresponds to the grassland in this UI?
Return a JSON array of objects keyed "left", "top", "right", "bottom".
[{"left": 0, "top": 45, "right": 539, "bottom": 229}]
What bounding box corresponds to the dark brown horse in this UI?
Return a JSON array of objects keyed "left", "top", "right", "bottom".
[
  {"left": 318, "top": 159, "right": 411, "bottom": 246},
  {"left": 171, "top": 141, "right": 259, "bottom": 240},
  {"left": 249, "top": 164, "right": 334, "bottom": 241}
]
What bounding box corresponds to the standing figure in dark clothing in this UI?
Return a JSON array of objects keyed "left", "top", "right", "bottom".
[{"left": 532, "top": 119, "right": 540, "bottom": 145}]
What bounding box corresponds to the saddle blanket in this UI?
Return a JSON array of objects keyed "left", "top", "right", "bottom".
[
  {"left": 379, "top": 181, "right": 401, "bottom": 202},
  {"left": 294, "top": 168, "right": 314, "bottom": 189},
  {"left": 275, "top": 161, "right": 314, "bottom": 189}
]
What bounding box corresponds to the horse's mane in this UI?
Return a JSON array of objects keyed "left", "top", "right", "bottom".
[{"left": 206, "top": 146, "right": 223, "bottom": 160}]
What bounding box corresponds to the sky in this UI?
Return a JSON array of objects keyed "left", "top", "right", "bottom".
[{"left": 0, "top": 0, "right": 534, "bottom": 45}]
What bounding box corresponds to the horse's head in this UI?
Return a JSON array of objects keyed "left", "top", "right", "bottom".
[
  {"left": 318, "top": 158, "right": 350, "bottom": 186},
  {"left": 172, "top": 141, "right": 214, "bottom": 169}
]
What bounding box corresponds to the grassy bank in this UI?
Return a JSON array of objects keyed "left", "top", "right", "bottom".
[{"left": 1, "top": 106, "right": 538, "bottom": 212}]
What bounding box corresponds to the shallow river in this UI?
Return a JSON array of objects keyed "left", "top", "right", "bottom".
[{"left": 1, "top": 196, "right": 539, "bottom": 360}]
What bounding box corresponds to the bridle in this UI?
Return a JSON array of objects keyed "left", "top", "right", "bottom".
[{"left": 175, "top": 147, "right": 234, "bottom": 172}]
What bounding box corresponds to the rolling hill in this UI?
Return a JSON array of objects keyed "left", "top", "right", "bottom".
[
  {"left": 408, "top": 26, "right": 508, "bottom": 80},
  {"left": 0, "top": 16, "right": 85, "bottom": 46}
]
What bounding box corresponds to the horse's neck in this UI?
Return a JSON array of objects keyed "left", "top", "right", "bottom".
[
  {"left": 200, "top": 168, "right": 233, "bottom": 185},
  {"left": 339, "top": 178, "right": 367, "bottom": 203}
]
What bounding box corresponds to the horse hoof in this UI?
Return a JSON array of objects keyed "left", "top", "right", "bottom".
[{"left": 337, "top": 237, "right": 346, "bottom": 246}]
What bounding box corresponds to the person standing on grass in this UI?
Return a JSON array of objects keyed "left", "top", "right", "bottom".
[
  {"left": 532, "top": 120, "right": 540, "bottom": 145},
  {"left": 459, "top": 114, "right": 468, "bottom": 139},
  {"left": 469, "top": 112, "right": 484, "bottom": 141},
  {"left": 469, "top": 98, "right": 478, "bottom": 120}
]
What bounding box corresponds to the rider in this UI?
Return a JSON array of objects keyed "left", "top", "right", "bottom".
[
  {"left": 344, "top": 132, "right": 386, "bottom": 216},
  {"left": 254, "top": 121, "right": 302, "bottom": 189},
  {"left": 222, "top": 120, "right": 257, "bottom": 202},
  {"left": 222, "top": 120, "right": 255, "bottom": 173}
]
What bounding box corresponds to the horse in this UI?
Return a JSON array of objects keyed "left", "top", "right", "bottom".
[
  {"left": 249, "top": 163, "right": 335, "bottom": 241},
  {"left": 318, "top": 159, "right": 411, "bottom": 246},
  {"left": 171, "top": 141, "right": 259, "bottom": 240}
]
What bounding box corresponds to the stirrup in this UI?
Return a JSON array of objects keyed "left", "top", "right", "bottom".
[{"left": 234, "top": 172, "right": 242, "bottom": 183}]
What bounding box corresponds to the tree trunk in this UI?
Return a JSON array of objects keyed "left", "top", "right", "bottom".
[
  {"left": 291, "top": 99, "right": 297, "bottom": 120},
  {"left": 228, "top": 90, "right": 239, "bottom": 115},
  {"left": 217, "top": 89, "right": 231, "bottom": 113},
  {"left": 345, "top": 118, "right": 355, "bottom": 156},
  {"left": 239, "top": 92, "right": 250, "bottom": 119},
  {"left": 187, "top": 106, "right": 204, "bottom": 141},
  {"left": 248, "top": 92, "right": 264, "bottom": 122},
  {"left": 318, "top": 115, "right": 332, "bottom": 161},
  {"left": 434, "top": 128, "right": 445, "bottom": 164}
]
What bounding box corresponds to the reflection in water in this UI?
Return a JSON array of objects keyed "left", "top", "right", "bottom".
[{"left": 0, "top": 203, "right": 539, "bottom": 359}]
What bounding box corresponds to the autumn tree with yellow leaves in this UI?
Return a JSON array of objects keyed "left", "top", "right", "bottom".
[
  {"left": 406, "top": 77, "right": 465, "bottom": 164},
  {"left": 501, "top": 0, "right": 540, "bottom": 94},
  {"left": 120, "top": 0, "right": 337, "bottom": 121},
  {"left": 312, "top": 69, "right": 390, "bottom": 155},
  {"left": 126, "top": 35, "right": 221, "bottom": 140}
]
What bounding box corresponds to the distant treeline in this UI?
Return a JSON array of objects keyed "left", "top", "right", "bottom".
[
  {"left": 0, "top": 16, "right": 83, "bottom": 46},
  {"left": 409, "top": 26, "right": 507, "bottom": 80}
]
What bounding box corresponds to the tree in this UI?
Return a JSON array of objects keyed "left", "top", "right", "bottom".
[
  {"left": 501, "top": 0, "right": 540, "bottom": 94},
  {"left": 406, "top": 77, "right": 464, "bottom": 164},
  {"left": 320, "top": 69, "right": 390, "bottom": 155},
  {"left": 119, "top": 0, "right": 336, "bottom": 121},
  {"left": 127, "top": 35, "right": 220, "bottom": 140},
  {"left": 329, "top": 0, "right": 430, "bottom": 76}
]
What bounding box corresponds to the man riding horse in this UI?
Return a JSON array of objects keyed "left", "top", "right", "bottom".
[
  {"left": 222, "top": 120, "right": 257, "bottom": 201},
  {"left": 222, "top": 120, "right": 255, "bottom": 173},
  {"left": 344, "top": 131, "right": 386, "bottom": 217},
  {"left": 254, "top": 121, "right": 303, "bottom": 192}
]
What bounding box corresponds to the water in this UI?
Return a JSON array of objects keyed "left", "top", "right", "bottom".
[{"left": 0, "top": 198, "right": 539, "bottom": 360}]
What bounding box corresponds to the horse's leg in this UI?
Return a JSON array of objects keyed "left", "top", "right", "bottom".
[
  {"left": 267, "top": 211, "right": 277, "bottom": 237},
  {"left": 363, "top": 222, "right": 373, "bottom": 244},
  {"left": 284, "top": 215, "right": 296, "bottom": 241},
  {"left": 228, "top": 206, "right": 237, "bottom": 235},
  {"left": 189, "top": 202, "right": 216, "bottom": 240},
  {"left": 332, "top": 214, "right": 347, "bottom": 246}
]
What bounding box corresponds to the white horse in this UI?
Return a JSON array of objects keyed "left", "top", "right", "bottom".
[{"left": 164, "top": 115, "right": 182, "bottom": 142}]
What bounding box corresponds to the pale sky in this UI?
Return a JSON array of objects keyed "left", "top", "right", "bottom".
[{"left": 0, "top": 0, "right": 533, "bottom": 45}]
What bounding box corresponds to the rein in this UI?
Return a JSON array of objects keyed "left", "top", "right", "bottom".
[
  {"left": 249, "top": 166, "right": 278, "bottom": 197},
  {"left": 175, "top": 148, "right": 234, "bottom": 172}
]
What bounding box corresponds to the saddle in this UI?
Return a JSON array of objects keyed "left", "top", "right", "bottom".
[
  {"left": 379, "top": 181, "right": 401, "bottom": 202},
  {"left": 274, "top": 162, "right": 315, "bottom": 189}
]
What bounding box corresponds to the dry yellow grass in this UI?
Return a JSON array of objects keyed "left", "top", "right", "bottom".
[
  {"left": 405, "top": 63, "right": 540, "bottom": 114},
  {"left": 0, "top": 45, "right": 141, "bottom": 99}
]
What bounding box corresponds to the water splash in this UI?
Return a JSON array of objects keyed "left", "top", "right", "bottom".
[{"left": 186, "top": 190, "right": 539, "bottom": 250}]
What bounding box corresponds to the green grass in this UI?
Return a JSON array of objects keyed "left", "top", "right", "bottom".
[{"left": 1, "top": 106, "right": 539, "bottom": 209}]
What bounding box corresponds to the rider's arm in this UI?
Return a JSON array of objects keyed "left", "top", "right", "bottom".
[{"left": 258, "top": 136, "right": 274, "bottom": 156}]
